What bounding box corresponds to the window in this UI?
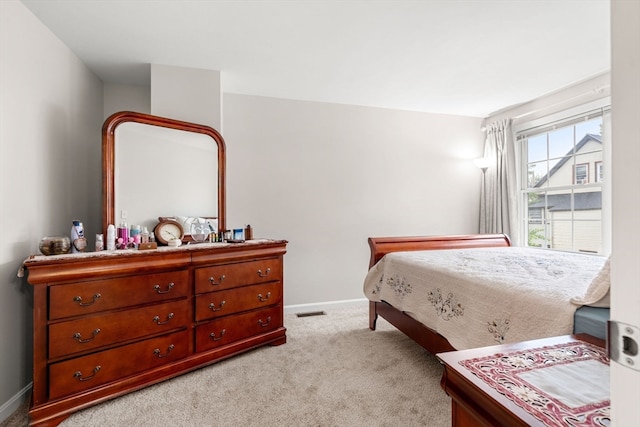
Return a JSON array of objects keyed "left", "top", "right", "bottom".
[
  {"left": 596, "top": 161, "right": 604, "bottom": 183},
  {"left": 517, "top": 108, "right": 608, "bottom": 254},
  {"left": 574, "top": 163, "right": 588, "bottom": 184}
]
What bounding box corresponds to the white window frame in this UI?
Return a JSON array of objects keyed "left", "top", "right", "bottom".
[{"left": 513, "top": 99, "right": 611, "bottom": 254}]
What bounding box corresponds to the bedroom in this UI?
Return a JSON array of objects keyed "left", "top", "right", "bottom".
[{"left": 1, "top": 0, "right": 638, "bottom": 425}]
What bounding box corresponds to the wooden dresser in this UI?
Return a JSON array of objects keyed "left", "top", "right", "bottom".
[{"left": 24, "top": 239, "right": 287, "bottom": 426}]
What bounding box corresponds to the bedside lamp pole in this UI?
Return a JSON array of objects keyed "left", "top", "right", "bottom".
[{"left": 474, "top": 157, "right": 491, "bottom": 233}]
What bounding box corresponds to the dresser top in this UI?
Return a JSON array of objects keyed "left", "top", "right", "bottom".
[
  {"left": 24, "top": 239, "right": 287, "bottom": 265},
  {"left": 22, "top": 239, "right": 288, "bottom": 285}
]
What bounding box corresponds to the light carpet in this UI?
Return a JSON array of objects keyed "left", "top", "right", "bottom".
[{"left": 3, "top": 304, "right": 450, "bottom": 426}]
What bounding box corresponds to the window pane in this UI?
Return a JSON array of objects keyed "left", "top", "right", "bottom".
[
  {"left": 527, "top": 160, "right": 548, "bottom": 188},
  {"left": 527, "top": 192, "right": 547, "bottom": 248},
  {"left": 548, "top": 127, "right": 574, "bottom": 160},
  {"left": 575, "top": 117, "right": 602, "bottom": 141},
  {"left": 527, "top": 134, "right": 547, "bottom": 163}
]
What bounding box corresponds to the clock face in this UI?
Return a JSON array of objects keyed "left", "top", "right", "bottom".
[{"left": 155, "top": 220, "right": 184, "bottom": 245}]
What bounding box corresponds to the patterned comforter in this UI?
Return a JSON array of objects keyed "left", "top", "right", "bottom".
[{"left": 363, "top": 247, "right": 607, "bottom": 350}]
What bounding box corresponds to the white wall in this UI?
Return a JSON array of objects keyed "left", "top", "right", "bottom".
[
  {"left": 223, "top": 94, "right": 485, "bottom": 306},
  {"left": 103, "top": 83, "right": 150, "bottom": 118},
  {"left": 151, "top": 64, "right": 222, "bottom": 130},
  {"left": 0, "top": 0, "right": 104, "bottom": 420}
]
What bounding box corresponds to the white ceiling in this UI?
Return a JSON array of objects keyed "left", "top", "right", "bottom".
[{"left": 20, "top": 0, "right": 610, "bottom": 117}]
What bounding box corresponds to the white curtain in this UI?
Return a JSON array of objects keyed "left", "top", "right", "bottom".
[{"left": 479, "top": 119, "right": 519, "bottom": 244}]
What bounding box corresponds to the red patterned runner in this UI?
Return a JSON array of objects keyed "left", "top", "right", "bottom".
[{"left": 460, "top": 341, "right": 610, "bottom": 426}]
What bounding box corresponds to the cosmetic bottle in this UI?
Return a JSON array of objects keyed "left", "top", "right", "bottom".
[
  {"left": 141, "top": 227, "right": 150, "bottom": 244},
  {"left": 130, "top": 224, "right": 141, "bottom": 241},
  {"left": 95, "top": 234, "right": 104, "bottom": 252},
  {"left": 106, "top": 224, "right": 116, "bottom": 250},
  {"left": 117, "top": 222, "right": 129, "bottom": 249},
  {"left": 244, "top": 224, "right": 253, "bottom": 240},
  {"left": 70, "top": 220, "right": 87, "bottom": 253}
]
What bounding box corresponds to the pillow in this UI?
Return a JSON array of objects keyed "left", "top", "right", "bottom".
[{"left": 570, "top": 257, "right": 610, "bottom": 308}]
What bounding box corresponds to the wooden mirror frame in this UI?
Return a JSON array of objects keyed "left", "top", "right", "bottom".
[{"left": 102, "top": 111, "right": 226, "bottom": 233}]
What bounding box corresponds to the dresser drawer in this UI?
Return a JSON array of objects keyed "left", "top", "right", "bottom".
[
  {"left": 49, "top": 299, "right": 189, "bottom": 359},
  {"left": 195, "top": 306, "right": 282, "bottom": 352},
  {"left": 195, "top": 282, "right": 282, "bottom": 322},
  {"left": 49, "top": 330, "right": 188, "bottom": 400},
  {"left": 194, "top": 258, "right": 282, "bottom": 294},
  {"left": 49, "top": 271, "right": 189, "bottom": 319}
]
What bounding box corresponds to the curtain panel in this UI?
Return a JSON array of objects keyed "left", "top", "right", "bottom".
[{"left": 479, "top": 119, "right": 518, "bottom": 245}]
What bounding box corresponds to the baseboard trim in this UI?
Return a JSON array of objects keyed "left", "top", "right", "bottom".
[
  {"left": 284, "top": 298, "right": 368, "bottom": 315},
  {"left": 0, "top": 382, "right": 31, "bottom": 424}
]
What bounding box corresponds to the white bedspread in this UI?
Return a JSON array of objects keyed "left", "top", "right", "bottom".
[{"left": 363, "top": 247, "right": 607, "bottom": 350}]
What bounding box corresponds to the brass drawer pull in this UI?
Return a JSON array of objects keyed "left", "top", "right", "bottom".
[
  {"left": 153, "top": 282, "right": 175, "bottom": 294},
  {"left": 257, "top": 292, "right": 271, "bottom": 302},
  {"left": 74, "top": 366, "right": 101, "bottom": 382},
  {"left": 258, "top": 316, "right": 272, "bottom": 327},
  {"left": 209, "top": 329, "right": 226, "bottom": 341},
  {"left": 257, "top": 268, "right": 271, "bottom": 278},
  {"left": 73, "top": 293, "right": 101, "bottom": 307},
  {"left": 73, "top": 328, "right": 101, "bottom": 343},
  {"left": 209, "top": 275, "right": 226, "bottom": 285},
  {"left": 153, "top": 344, "right": 175, "bottom": 358},
  {"left": 153, "top": 313, "right": 174, "bottom": 325},
  {"left": 208, "top": 301, "right": 226, "bottom": 312}
]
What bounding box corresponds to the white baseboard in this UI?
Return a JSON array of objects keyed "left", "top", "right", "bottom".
[
  {"left": 284, "top": 298, "right": 368, "bottom": 315},
  {"left": 0, "top": 383, "right": 31, "bottom": 424}
]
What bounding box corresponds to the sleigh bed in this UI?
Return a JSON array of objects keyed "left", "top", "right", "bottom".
[{"left": 364, "top": 234, "right": 610, "bottom": 354}]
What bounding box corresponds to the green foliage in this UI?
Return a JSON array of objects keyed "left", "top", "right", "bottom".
[{"left": 528, "top": 227, "right": 544, "bottom": 247}]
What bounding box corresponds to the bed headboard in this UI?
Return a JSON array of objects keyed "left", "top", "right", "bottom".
[{"left": 367, "top": 233, "right": 511, "bottom": 268}]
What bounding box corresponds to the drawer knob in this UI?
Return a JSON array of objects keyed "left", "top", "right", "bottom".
[
  {"left": 73, "top": 328, "right": 101, "bottom": 343},
  {"left": 257, "top": 268, "right": 271, "bottom": 278},
  {"left": 153, "top": 344, "right": 175, "bottom": 358},
  {"left": 153, "top": 282, "right": 175, "bottom": 294},
  {"left": 209, "top": 275, "right": 226, "bottom": 285},
  {"left": 208, "top": 301, "right": 226, "bottom": 312},
  {"left": 257, "top": 292, "right": 271, "bottom": 302},
  {"left": 153, "top": 313, "right": 175, "bottom": 325},
  {"left": 73, "top": 293, "right": 101, "bottom": 307},
  {"left": 73, "top": 366, "right": 101, "bottom": 382},
  {"left": 209, "top": 329, "right": 226, "bottom": 341},
  {"left": 258, "top": 316, "right": 272, "bottom": 327}
]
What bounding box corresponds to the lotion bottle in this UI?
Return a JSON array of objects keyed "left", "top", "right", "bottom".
[{"left": 106, "top": 224, "right": 116, "bottom": 250}]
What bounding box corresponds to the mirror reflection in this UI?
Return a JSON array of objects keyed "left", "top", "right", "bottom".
[{"left": 115, "top": 123, "right": 217, "bottom": 232}]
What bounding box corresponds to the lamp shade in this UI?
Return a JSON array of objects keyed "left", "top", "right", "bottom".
[{"left": 473, "top": 157, "right": 491, "bottom": 171}]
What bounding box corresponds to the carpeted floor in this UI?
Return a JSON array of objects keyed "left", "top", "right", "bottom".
[{"left": 2, "top": 304, "right": 450, "bottom": 426}]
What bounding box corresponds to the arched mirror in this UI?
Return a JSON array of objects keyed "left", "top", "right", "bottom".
[{"left": 102, "top": 111, "right": 226, "bottom": 236}]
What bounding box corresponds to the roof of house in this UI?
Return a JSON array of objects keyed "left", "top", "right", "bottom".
[
  {"left": 534, "top": 133, "right": 602, "bottom": 188},
  {"left": 528, "top": 191, "right": 602, "bottom": 211}
]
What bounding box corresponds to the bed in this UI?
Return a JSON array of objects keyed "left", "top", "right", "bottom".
[{"left": 364, "top": 234, "right": 610, "bottom": 354}]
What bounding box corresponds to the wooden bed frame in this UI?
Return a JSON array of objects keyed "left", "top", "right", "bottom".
[{"left": 367, "top": 233, "right": 512, "bottom": 354}]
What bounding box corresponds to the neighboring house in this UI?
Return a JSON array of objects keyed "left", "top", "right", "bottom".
[{"left": 528, "top": 134, "right": 603, "bottom": 253}]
